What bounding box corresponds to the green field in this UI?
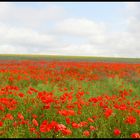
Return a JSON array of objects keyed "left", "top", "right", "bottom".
[{"left": 0, "top": 54, "right": 140, "bottom": 63}]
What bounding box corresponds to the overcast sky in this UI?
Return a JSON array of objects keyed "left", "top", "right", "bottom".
[{"left": 0, "top": 2, "right": 140, "bottom": 58}]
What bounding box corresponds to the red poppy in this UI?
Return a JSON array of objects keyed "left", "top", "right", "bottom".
[
  {"left": 0, "top": 121, "right": 3, "bottom": 127},
  {"left": 17, "top": 112, "right": 24, "bottom": 120},
  {"left": 88, "top": 117, "right": 94, "bottom": 123},
  {"left": 71, "top": 122, "right": 80, "bottom": 128},
  {"left": 32, "top": 119, "right": 39, "bottom": 127},
  {"left": 40, "top": 120, "right": 50, "bottom": 133},
  {"left": 49, "top": 121, "right": 58, "bottom": 130},
  {"left": 62, "top": 128, "right": 72, "bottom": 136},
  {"left": 92, "top": 115, "right": 97, "bottom": 120},
  {"left": 30, "top": 127, "right": 36, "bottom": 133},
  {"left": 43, "top": 104, "right": 50, "bottom": 110},
  {"left": 104, "top": 108, "right": 113, "bottom": 119},
  {"left": 65, "top": 118, "right": 71, "bottom": 124},
  {"left": 114, "top": 128, "right": 121, "bottom": 136},
  {"left": 119, "top": 104, "right": 127, "bottom": 111},
  {"left": 5, "top": 113, "right": 14, "bottom": 120},
  {"left": 58, "top": 110, "right": 68, "bottom": 116},
  {"left": 32, "top": 114, "right": 38, "bottom": 119},
  {"left": 13, "top": 121, "right": 18, "bottom": 127},
  {"left": 0, "top": 105, "right": 5, "bottom": 112},
  {"left": 79, "top": 121, "right": 88, "bottom": 127},
  {"left": 83, "top": 130, "right": 90, "bottom": 137},
  {"left": 131, "top": 133, "right": 140, "bottom": 138},
  {"left": 18, "top": 93, "right": 24, "bottom": 98},
  {"left": 55, "top": 124, "right": 66, "bottom": 132},
  {"left": 58, "top": 109, "right": 75, "bottom": 117},
  {"left": 135, "top": 109, "right": 140, "bottom": 116},
  {"left": 67, "top": 110, "right": 75, "bottom": 116},
  {"left": 90, "top": 126, "right": 96, "bottom": 131}
]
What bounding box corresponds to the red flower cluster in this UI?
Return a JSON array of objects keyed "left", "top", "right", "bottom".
[{"left": 125, "top": 116, "right": 136, "bottom": 125}]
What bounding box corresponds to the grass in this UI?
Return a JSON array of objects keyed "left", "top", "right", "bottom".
[{"left": 0, "top": 54, "right": 140, "bottom": 63}]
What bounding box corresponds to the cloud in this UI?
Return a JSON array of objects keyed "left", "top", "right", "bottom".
[
  {"left": 55, "top": 18, "right": 106, "bottom": 44},
  {"left": 53, "top": 3, "right": 140, "bottom": 58},
  {"left": 55, "top": 18, "right": 105, "bottom": 36},
  {"left": 0, "top": 2, "right": 65, "bottom": 29},
  {"left": 0, "top": 2, "right": 12, "bottom": 17},
  {"left": 0, "top": 2, "right": 66, "bottom": 54},
  {"left": 124, "top": 3, "right": 140, "bottom": 33},
  {"left": 0, "top": 23, "right": 54, "bottom": 46},
  {"left": 0, "top": 22, "right": 59, "bottom": 54},
  {"left": 0, "top": 44, "right": 28, "bottom": 54}
]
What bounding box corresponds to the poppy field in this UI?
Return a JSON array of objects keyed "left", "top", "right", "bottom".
[{"left": 0, "top": 58, "right": 140, "bottom": 138}]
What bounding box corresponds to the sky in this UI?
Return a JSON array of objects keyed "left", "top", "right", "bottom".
[{"left": 0, "top": 2, "right": 140, "bottom": 58}]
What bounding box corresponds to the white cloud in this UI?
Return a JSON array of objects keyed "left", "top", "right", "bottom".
[
  {"left": 55, "top": 18, "right": 105, "bottom": 36},
  {"left": 53, "top": 3, "right": 140, "bottom": 58},
  {"left": 55, "top": 18, "right": 106, "bottom": 44},
  {"left": 0, "top": 23, "right": 54, "bottom": 46},
  {"left": 0, "top": 2, "right": 12, "bottom": 17},
  {"left": 125, "top": 3, "right": 140, "bottom": 33},
  {"left": 0, "top": 2, "right": 65, "bottom": 29},
  {"left": 0, "top": 2, "right": 66, "bottom": 54},
  {"left": 125, "top": 2, "right": 137, "bottom": 10},
  {"left": 0, "top": 44, "right": 28, "bottom": 54},
  {"left": 0, "top": 22, "right": 59, "bottom": 54}
]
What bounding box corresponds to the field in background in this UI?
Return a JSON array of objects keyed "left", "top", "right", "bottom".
[
  {"left": 0, "top": 54, "right": 140, "bottom": 63},
  {"left": 0, "top": 55, "right": 140, "bottom": 138}
]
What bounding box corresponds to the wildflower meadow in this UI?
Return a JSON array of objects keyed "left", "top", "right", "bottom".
[{"left": 0, "top": 59, "right": 140, "bottom": 138}]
